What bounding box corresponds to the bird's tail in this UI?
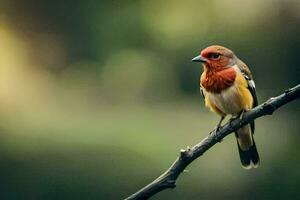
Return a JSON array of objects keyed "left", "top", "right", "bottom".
[{"left": 235, "top": 124, "right": 260, "bottom": 169}]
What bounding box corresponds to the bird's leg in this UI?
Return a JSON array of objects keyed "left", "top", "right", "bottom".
[
  {"left": 216, "top": 116, "right": 225, "bottom": 130},
  {"left": 229, "top": 110, "right": 246, "bottom": 124},
  {"left": 211, "top": 116, "right": 225, "bottom": 140},
  {"left": 238, "top": 109, "right": 247, "bottom": 126}
]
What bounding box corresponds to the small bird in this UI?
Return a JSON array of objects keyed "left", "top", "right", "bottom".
[{"left": 192, "top": 45, "right": 259, "bottom": 169}]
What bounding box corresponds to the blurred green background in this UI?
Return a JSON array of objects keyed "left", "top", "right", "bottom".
[{"left": 0, "top": 0, "right": 299, "bottom": 199}]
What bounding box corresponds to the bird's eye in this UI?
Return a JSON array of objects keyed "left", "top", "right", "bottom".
[{"left": 210, "top": 53, "right": 221, "bottom": 59}]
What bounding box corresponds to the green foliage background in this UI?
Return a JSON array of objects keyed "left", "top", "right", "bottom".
[{"left": 0, "top": 0, "right": 299, "bottom": 199}]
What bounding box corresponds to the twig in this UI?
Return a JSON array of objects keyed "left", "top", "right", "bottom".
[{"left": 125, "top": 84, "right": 300, "bottom": 200}]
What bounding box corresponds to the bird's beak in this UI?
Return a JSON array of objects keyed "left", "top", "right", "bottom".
[{"left": 191, "top": 55, "right": 207, "bottom": 63}]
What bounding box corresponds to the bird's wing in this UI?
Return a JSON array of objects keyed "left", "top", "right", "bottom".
[
  {"left": 236, "top": 60, "right": 258, "bottom": 107},
  {"left": 236, "top": 60, "right": 258, "bottom": 133}
]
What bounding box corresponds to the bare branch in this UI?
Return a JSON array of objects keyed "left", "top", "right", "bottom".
[{"left": 125, "top": 84, "right": 300, "bottom": 200}]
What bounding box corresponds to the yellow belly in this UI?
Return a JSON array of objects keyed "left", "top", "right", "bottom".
[{"left": 204, "top": 73, "right": 253, "bottom": 116}]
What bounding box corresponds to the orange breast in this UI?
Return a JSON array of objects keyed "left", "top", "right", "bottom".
[{"left": 201, "top": 67, "right": 236, "bottom": 93}]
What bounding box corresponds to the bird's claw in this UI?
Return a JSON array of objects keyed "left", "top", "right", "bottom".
[
  {"left": 210, "top": 125, "right": 222, "bottom": 142},
  {"left": 239, "top": 110, "right": 245, "bottom": 120},
  {"left": 230, "top": 115, "right": 238, "bottom": 122},
  {"left": 210, "top": 116, "right": 225, "bottom": 142},
  {"left": 238, "top": 110, "right": 246, "bottom": 126},
  {"left": 230, "top": 110, "right": 245, "bottom": 125}
]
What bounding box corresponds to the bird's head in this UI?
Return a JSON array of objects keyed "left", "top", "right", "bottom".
[{"left": 192, "top": 45, "right": 236, "bottom": 70}]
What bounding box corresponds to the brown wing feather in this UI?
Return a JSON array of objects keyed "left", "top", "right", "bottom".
[
  {"left": 236, "top": 58, "right": 257, "bottom": 133},
  {"left": 236, "top": 59, "right": 253, "bottom": 79}
]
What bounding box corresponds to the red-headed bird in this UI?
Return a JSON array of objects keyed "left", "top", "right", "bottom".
[{"left": 192, "top": 45, "right": 259, "bottom": 169}]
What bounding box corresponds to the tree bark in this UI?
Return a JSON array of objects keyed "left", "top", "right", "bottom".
[{"left": 125, "top": 84, "right": 300, "bottom": 200}]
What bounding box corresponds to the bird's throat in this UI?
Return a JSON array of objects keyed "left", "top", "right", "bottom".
[{"left": 201, "top": 67, "right": 237, "bottom": 93}]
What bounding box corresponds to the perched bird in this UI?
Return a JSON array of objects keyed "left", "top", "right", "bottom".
[{"left": 192, "top": 45, "right": 259, "bottom": 169}]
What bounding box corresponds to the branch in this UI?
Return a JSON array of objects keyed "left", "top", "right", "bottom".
[{"left": 125, "top": 84, "right": 300, "bottom": 200}]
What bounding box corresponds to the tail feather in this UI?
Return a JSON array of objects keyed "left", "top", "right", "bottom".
[
  {"left": 235, "top": 126, "right": 260, "bottom": 169},
  {"left": 236, "top": 137, "right": 260, "bottom": 169},
  {"left": 249, "top": 139, "right": 259, "bottom": 167}
]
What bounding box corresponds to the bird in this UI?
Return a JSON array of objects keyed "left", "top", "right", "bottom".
[{"left": 191, "top": 45, "right": 259, "bottom": 169}]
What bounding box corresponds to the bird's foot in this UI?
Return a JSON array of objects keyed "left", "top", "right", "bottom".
[
  {"left": 210, "top": 125, "right": 222, "bottom": 142},
  {"left": 238, "top": 110, "right": 246, "bottom": 126},
  {"left": 238, "top": 110, "right": 245, "bottom": 120},
  {"left": 230, "top": 110, "right": 246, "bottom": 125}
]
